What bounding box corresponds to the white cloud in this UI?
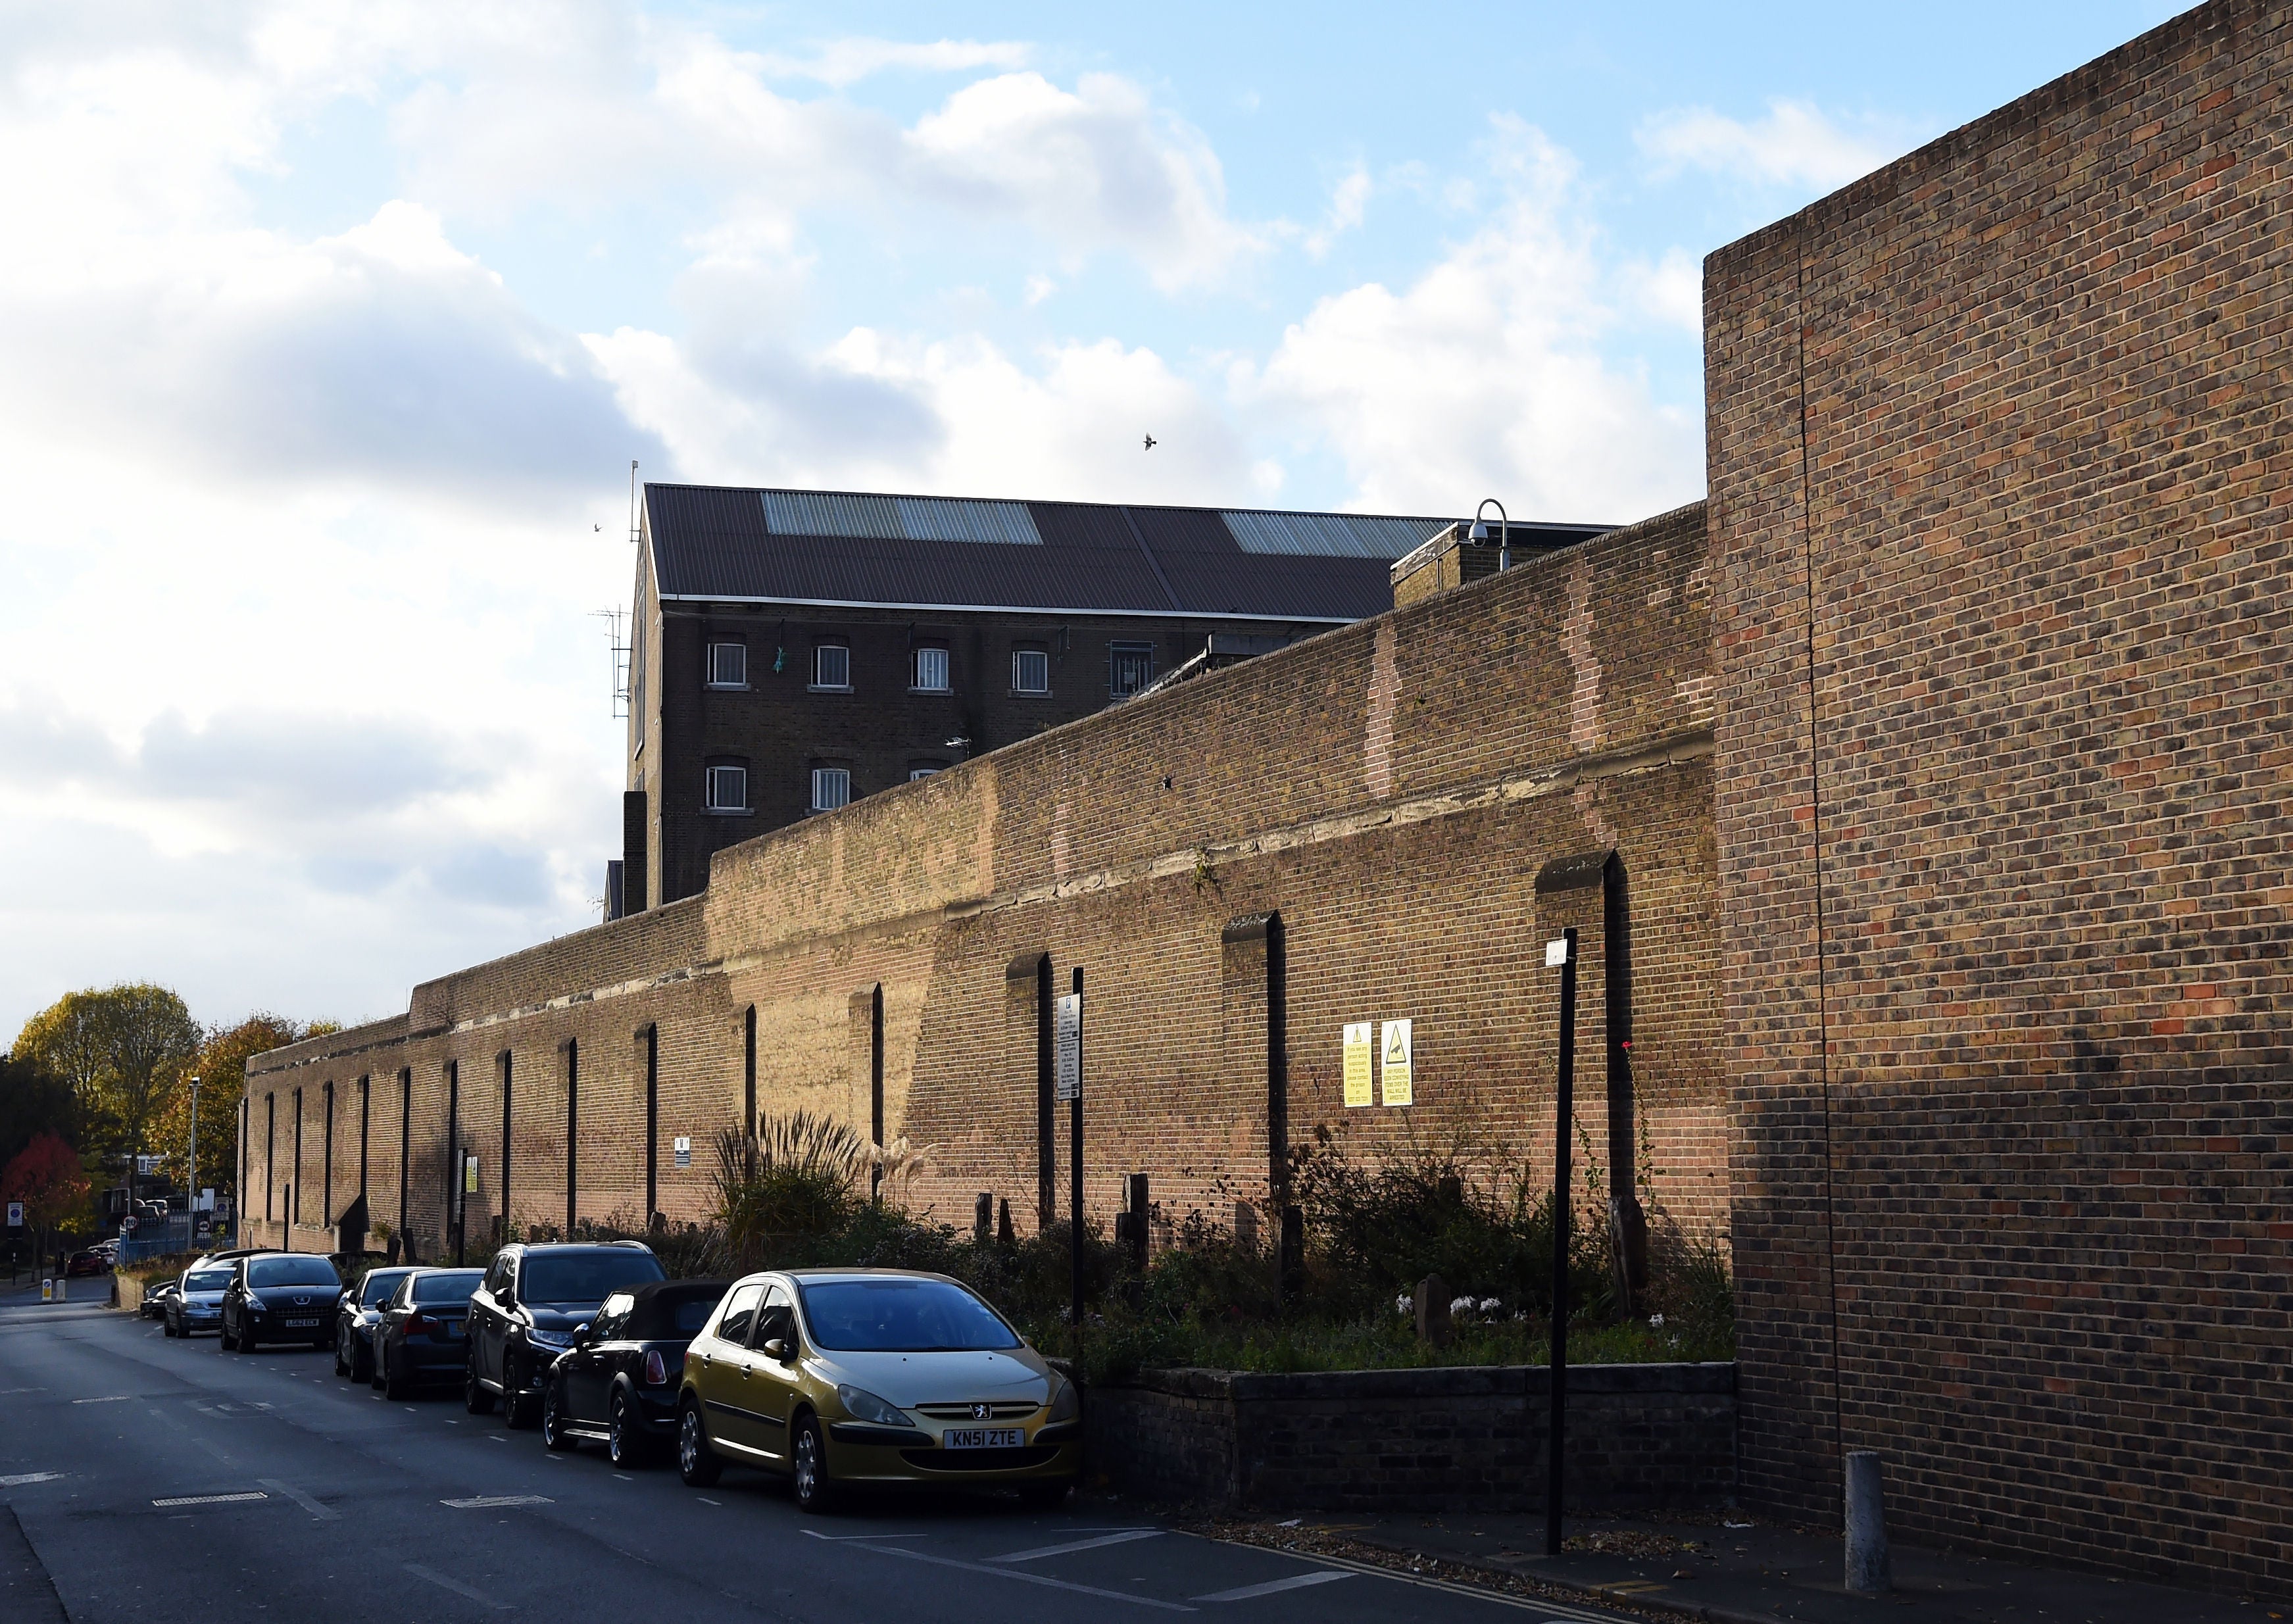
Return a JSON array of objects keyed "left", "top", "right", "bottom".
[
  {"left": 1243, "top": 120, "right": 1700, "bottom": 524},
  {"left": 753, "top": 36, "right": 1033, "bottom": 88},
  {"left": 1303, "top": 166, "right": 1372, "bottom": 259},
  {"left": 1637, "top": 98, "right": 1905, "bottom": 193}
]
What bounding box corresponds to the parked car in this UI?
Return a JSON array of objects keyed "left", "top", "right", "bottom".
[
  {"left": 65, "top": 1248, "right": 111, "bottom": 1277},
  {"left": 672, "top": 1269, "right": 1081, "bottom": 1512},
  {"left": 166, "top": 1262, "right": 234, "bottom": 1337},
  {"left": 333, "top": 1266, "right": 415, "bottom": 1382},
  {"left": 466, "top": 1243, "right": 665, "bottom": 1427},
  {"left": 220, "top": 1252, "right": 342, "bottom": 1352},
  {"left": 541, "top": 1279, "right": 729, "bottom": 1465},
  {"left": 371, "top": 1267, "right": 485, "bottom": 1398},
  {"left": 141, "top": 1279, "right": 178, "bottom": 1320}
]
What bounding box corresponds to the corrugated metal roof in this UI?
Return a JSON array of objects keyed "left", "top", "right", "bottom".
[
  {"left": 1220, "top": 510, "right": 1454, "bottom": 559},
  {"left": 646, "top": 483, "right": 1610, "bottom": 622},
  {"left": 760, "top": 489, "right": 1041, "bottom": 545}
]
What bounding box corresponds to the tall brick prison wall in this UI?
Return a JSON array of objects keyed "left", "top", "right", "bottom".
[
  {"left": 1706, "top": 0, "right": 2292, "bottom": 1594},
  {"left": 244, "top": 500, "right": 1726, "bottom": 1303}
]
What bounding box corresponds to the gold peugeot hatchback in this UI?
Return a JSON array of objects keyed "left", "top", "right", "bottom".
[{"left": 674, "top": 1267, "right": 1081, "bottom": 1511}]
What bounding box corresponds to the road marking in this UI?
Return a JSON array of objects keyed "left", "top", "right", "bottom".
[
  {"left": 405, "top": 1563, "right": 511, "bottom": 1610},
  {"left": 801, "top": 1531, "right": 932, "bottom": 1542},
  {"left": 258, "top": 1479, "right": 340, "bottom": 1521},
  {"left": 1192, "top": 1571, "right": 1354, "bottom": 1603},
  {"left": 72, "top": 1395, "right": 132, "bottom": 1405},
  {"left": 153, "top": 1492, "right": 268, "bottom": 1508},
  {"left": 856, "top": 1541, "right": 1195, "bottom": 1612},
  {"left": 486, "top": 1434, "right": 507, "bottom": 1443},
  {"left": 0, "top": 1473, "right": 63, "bottom": 1487},
  {"left": 991, "top": 1529, "right": 1162, "bottom": 1564},
  {"left": 441, "top": 1494, "right": 553, "bottom": 1510},
  {"left": 696, "top": 1497, "right": 721, "bottom": 1506},
  {"left": 0, "top": 1388, "right": 45, "bottom": 1395},
  {"left": 1185, "top": 1538, "right": 1625, "bottom": 1621}
]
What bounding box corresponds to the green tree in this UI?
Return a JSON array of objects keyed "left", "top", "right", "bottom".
[
  {"left": 150, "top": 1014, "right": 334, "bottom": 1210},
  {"left": 15, "top": 985, "right": 202, "bottom": 1194},
  {"left": 0, "top": 1052, "right": 78, "bottom": 1171}
]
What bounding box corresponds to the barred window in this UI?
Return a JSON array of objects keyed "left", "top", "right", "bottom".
[
  {"left": 705, "top": 764, "right": 749, "bottom": 812},
  {"left": 810, "top": 767, "right": 852, "bottom": 812},
  {"left": 912, "top": 646, "right": 950, "bottom": 692},
  {"left": 812, "top": 643, "right": 851, "bottom": 690},
  {"left": 706, "top": 642, "right": 747, "bottom": 687},
  {"left": 1012, "top": 647, "right": 1049, "bottom": 695}
]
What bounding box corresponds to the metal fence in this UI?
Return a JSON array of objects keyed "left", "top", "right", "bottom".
[{"left": 117, "top": 1216, "right": 197, "bottom": 1262}]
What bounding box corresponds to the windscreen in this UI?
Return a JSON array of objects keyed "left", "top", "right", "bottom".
[
  {"left": 412, "top": 1271, "right": 485, "bottom": 1305},
  {"left": 360, "top": 1271, "right": 411, "bottom": 1306},
  {"left": 798, "top": 1279, "right": 1021, "bottom": 1352},
  {"left": 184, "top": 1271, "right": 230, "bottom": 1291},
  {"left": 248, "top": 1256, "right": 343, "bottom": 1289},
  {"left": 521, "top": 1250, "right": 665, "bottom": 1304}
]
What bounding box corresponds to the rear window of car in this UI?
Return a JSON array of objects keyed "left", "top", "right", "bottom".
[
  {"left": 520, "top": 1250, "right": 664, "bottom": 1304},
  {"left": 413, "top": 1271, "right": 485, "bottom": 1304},
  {"left": 674, "top": 1300, "right": 714, "bottom": 1333},
  {"left": 248, "top": 1256, "right": 343, "bottom": 1289},
  {"left": 184, "top": 1271, "right": 230, "bottom": 1291},
  {"left": 360, "top": 1271, "right": 412, "bottom": 1306},
  {"left": 797, "top": 1279, "right": 1022, "bottom": 1352}
]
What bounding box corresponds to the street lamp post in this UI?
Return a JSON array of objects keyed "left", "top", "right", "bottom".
[{"left": 187, "top": 1076, "right": 201, "bottom": 1239}]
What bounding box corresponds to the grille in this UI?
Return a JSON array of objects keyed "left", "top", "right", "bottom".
[
  {"left": 900, "top": 1446, "right": 1060, "bottom": 1473},
  {"left": 914, "top": 1402, "right": 1039, "bottom": 1421}
]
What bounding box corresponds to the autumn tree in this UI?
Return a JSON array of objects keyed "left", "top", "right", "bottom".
[
  {"left": 15, "top": 985, "right": 201, "bottom": 1193},
  {"left": 3, "top": 1131, "right": 93, "bottom": 1266},
  {"left": 0, "top": 1052, "right": 78, "bottom": 1171},
  {"left": 150, "top": 1014, "right": 335, "bottom": 1209}
]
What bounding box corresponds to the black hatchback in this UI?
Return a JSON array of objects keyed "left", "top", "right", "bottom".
[
  {"left": 372, "top": 1267, "right": 485, "bottom": 1398},
  {"left": 541, "top": 1279, "right": 728, "bottom": 1466}
]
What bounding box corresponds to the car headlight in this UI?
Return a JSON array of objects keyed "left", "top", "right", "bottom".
[
  {"left": 526, "top": 1327, "right": 574, "bottom": 1350},
  {"left": 1047, "top": 1378, "right": 1081, "bottom": 1423},
  {"left": 836, "top": 1385, "right": 906, "bottom": 1427}
]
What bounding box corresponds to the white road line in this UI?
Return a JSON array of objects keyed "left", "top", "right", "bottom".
[
  {"left": 695, "top": 1497, "right": 721, "bottom": 1506},
  {"left": 405, "top": 1563, "right": 512, "bottom": 1610},
  {"left": 1187, "top": 1539, "right": 1628, "bottom": 1621},
  {"left": 1192, "top": 1571, "right": 1354, "bottom": 1603},
  {"left": 441, "top": 1494, "right": 553, "bottom": 1510},
  {"left": 991, "top": 1529, "right": 1163, "bottom": 1564},
  {"left": 258, "top": 1479, "right": 340, "bottom": 1521},
  {"left": 152, "top": 1492, "right": 268, "bottom": 1508},
  {"left": 857, "top": 1541, "right": 1195, "bottom": 1612},
  {"left": 0, "top": 1473, "right": 63, "bottom": 1487},
  {"left": 0, "top": 1389, "right": 47, "bottom": 1395},
  {"left": 801, "top": 1531, "right": 933, "bottom": 1542},
  {"left": 71, "top": 1395, "right": 132, "bottom": 1405}
]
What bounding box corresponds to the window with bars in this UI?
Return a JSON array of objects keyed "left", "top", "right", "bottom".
[
  {"left": 912, "top": 646, "right": 950, "bottom": 692},
  {"left": 1012, "top": 647, "right": 1049, "bottom": 695},
  {"left": 705, "top": 764, "right": 749, "bottom": 812},
  {"left": 812, "top": 643, "right": 851, "bottom": 690},
  {"left": 707, "top": 641, "right": 747, "bottom": 687},
  {"left": 810, "top": 767, "right": 852, "bottom": 812},
  {"left": 1109, "top": 641, "right": 1156, "bottom": 698}
]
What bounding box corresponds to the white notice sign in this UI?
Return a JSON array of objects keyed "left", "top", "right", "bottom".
[
  {"left": 1342, "top": 1023, "right": 1374, "bottom": 1108},
  {"left": 1054, "top": 994, "right": 1083, "bottom": 1101},
  {"left": 674, "top": 1135, "right": 692, "bottom": 1169},
  {"left": 1545, "top": 937, "right": 1571, "bottom": 968},
  {"left": 1379, "top": 1019, "right": 1414, "bottom": 1108}
]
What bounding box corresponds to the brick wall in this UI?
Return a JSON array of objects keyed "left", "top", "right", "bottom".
[
  {"left": 1706, "top": 0, "right": 2292, "bottom": 1591},
  {"left": 247, "top": 499, "right": 1725, "bottom": 1293},
  {"left": 1084, "top": 1362, "right": 1737, "bottom": 1512}
]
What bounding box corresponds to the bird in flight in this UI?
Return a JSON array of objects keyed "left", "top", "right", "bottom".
[{"left": 1143, "top": 434, "right": 1157, "bottom": 451}]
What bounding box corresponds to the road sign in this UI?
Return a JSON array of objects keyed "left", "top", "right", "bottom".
[
  {"left": 1379, "top": 1020, "right": 1414, "bottom": 1107},
  {"left": 1343, "top": 1023, "right": 1374, "bottom": 1108},
  {"left": 7, "top": 1200, "right": 24, "bottom": 1227},
  {"left": 674, "top": 1135, "right": 691, "bottom": 1169},
  {"left": 1054, "top": 994, "right": 1083, "bottom": 1101},
  {"left": 463, "top": 1153, "right": 479, "bottom": 1193}
]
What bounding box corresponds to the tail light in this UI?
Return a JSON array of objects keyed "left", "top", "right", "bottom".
[
  {"left": 643, "top": 1349, "right": 669, "bottom": 1386},
  {"left": 405, "top": 1312, "right": 436, "bottom": 1334}
]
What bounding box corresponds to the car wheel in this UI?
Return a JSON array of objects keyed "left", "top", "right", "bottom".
[
  {"left": 676, "top": 1400, "right": 722, "bottom": 1487},
  {"left": 541, "top": 1379, "right": 575, "bottom": 1452},
  {"left": 333, "top": 1330, "right": 350, "bottom": 1377},
  {"left": 384, "top": 1347, "right": 410, "bottom": 1401},
  {"left": 368, "top": 1341, "right": 386, "bottom": 1390},
  {"left": 464, "top": 1358, "right": 496, "bottom": 1415},
  {"left": 791, "top": 1413, "right": 837, "bottom": 1514},
  {"left": 608, "top": 1390, "right": 646, "bottom": 1469},
  {"left": 239, "top": 1322, "right": 259, "bottom": 1354},
  {"left": 1018, "top": 1481, "right": 1072, "bottom": 1510},
  {"left": 503, "top": 1356, "right": 537, "bottom": 1430}
]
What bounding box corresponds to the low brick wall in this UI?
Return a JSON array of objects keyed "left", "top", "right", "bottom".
[{"left": 1085, "top": 1362, "right": 1736, "bottom": 1512}]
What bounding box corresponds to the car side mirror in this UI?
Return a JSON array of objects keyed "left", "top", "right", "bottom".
[
  {"left": 574, "top": 1321, "right": 593, "bottom": 1342},
  {"left": 761, "top": 1337, "right": 788, "bottom": 1362}
]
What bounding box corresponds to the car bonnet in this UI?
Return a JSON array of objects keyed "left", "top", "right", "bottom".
[{"left": 810, "top": 1345, "right": 1052, "bottom": 1410}]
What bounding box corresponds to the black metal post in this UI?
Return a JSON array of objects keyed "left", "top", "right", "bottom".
[
  {"left": 1069, "top": 966, "right": 1085, "bottom": 1335},
  {"left": 1546, "top": 925, "right": 1579, "bottom": 1556}
]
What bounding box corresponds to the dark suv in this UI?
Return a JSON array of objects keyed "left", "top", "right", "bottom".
[{"left": 465, "top": 1243, "right": 664, "bottom": 1427}]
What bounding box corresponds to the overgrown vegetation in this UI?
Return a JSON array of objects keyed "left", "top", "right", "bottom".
[{"left": 555, "top": 1112, "right": 1737, "bottom": 1385}]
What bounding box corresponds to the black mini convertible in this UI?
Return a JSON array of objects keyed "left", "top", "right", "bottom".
[{"left": 541, "top": 1278, "right": 727, "bottom": 1467}]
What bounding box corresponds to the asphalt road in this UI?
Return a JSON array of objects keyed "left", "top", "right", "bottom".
[{"left": 0, "top": 1298, "right": 1617, "bottom": 1624}]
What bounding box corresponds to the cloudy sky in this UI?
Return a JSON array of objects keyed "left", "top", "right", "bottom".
[{"left": 0, "top": 0, "right": 2178, "bottom": 1039}]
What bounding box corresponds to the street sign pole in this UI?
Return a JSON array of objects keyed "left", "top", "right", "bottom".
[
  {"left": 1546, "top": 927, "right": 1579, "bottom": 1557},
  {"left": 187, "top": 1076, "right": 201, "bottom": 1237}
]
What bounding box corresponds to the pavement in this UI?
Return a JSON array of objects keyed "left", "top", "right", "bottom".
[
  {"left": 1202, "top": 1506, "right": 2284, "bottom": 1624},
  {"left": 0, "top": 1297, "right": 1635, "bottom": 1624}
]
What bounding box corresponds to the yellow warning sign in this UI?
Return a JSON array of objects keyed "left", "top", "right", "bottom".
[
  {"left": 1343, "top": 1023, "right": 1373, "bottom": 1108},
  {"left": 1379, "top": 1020, "right": 1414, "bottom": 1107}
]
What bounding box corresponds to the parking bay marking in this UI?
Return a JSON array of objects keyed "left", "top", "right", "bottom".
[
  {"left": 0, "top": 1473, "right": 63, "bottom": 1487},
  {"left": 153, "top": 1492, "right": 268, "bottom": 1508},
  {"left": 990, "top": 1529, "right": 1162, "bottom": 1564},
  {"left": 406, "top": 1563, "right": 512, "bottom": 1610},
  {"left": 442, "top": 1494, "right": 553, "bottom": 1510},
  {"left": 852, "top": 1540, "right": 1195, "bottom": 1612},
  {"left": 72, "top": 1395, "right": 133, "bottom": 1405},
  {"left": 1191, "top": 1572, "right": 1353, "bottom": 1604},
  {"left": 259, "top": 1478, "right": 340, "bottom": 1521}
]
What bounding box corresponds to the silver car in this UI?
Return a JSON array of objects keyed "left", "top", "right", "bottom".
[{"left": 165, "top": 1263, "right": 233, "bottom": 1337}]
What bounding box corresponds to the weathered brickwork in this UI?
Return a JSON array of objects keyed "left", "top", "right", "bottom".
[
  {"left": 1707, "top": 0, "right": 2292, "bottom": 1592},
  {"left": 246, "top": 500, "right": 1725, "bottom": 1291},
  {"left": 1083, "top": 1362, "right": 1737, "bottom": 1512}
]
